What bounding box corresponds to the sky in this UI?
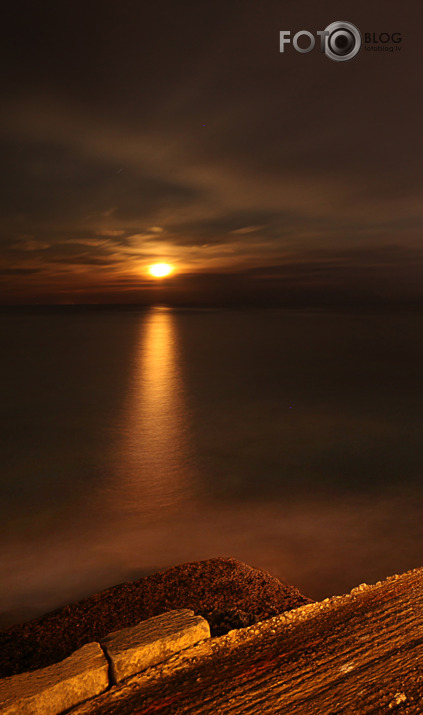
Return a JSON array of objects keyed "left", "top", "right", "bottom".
[{"left": 0, "top": 0, "right": 421, "bottom": 306}]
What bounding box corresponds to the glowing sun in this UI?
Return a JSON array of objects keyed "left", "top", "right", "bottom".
[{"left": 148, "top": 263, "right": 173, "bottom": 278}]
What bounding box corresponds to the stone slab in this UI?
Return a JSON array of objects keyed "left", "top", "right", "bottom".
[
  {"left": 0, "top": 642, "right": 108, "bottom": 715},
  {"left": 102, "top": 609, "right": 210, "bottom": 683}
]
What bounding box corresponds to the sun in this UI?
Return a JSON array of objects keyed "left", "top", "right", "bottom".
[{"left": 148, "top": 263, "right": 173, "bottom": 278}]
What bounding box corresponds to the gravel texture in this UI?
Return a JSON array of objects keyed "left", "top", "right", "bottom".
[{"left": 0, "top": 557, "right": 312, "bottom": 678}]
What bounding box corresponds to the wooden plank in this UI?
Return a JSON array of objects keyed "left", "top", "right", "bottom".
[{"left": 71, "top": 567, "right": 423, "bottom": 714}]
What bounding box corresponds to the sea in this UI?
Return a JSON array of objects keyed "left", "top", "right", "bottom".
[{"left": 1, "top": 306, "right": 423, "bottom": 627}]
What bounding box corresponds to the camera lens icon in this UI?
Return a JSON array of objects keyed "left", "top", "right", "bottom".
[{"left": 324, "top": 21, "right": 361, "bottom": 61}]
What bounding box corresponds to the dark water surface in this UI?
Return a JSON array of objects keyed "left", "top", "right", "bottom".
[{"left": 1, "top": 307, "right": 423, "bottom": 626}]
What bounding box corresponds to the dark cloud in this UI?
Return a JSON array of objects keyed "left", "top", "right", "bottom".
[
  {"left": 162, "top": 210, "right": 294, "bottom": 245},
  {"left": 0, "top": 137, "right": 202, "bottom": 230},
  {"left": 244, "top": 244, "right": 423, "bottom": 273},
  {"left": 0, "top": 268, "right": 42, "bottom": 276}
]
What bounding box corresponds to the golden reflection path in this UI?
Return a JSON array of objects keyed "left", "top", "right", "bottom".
[{"left": 110, "top": 307, "right": 193, "bottom": 514}]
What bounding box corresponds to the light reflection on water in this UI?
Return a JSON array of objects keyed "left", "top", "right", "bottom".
[
  {"left": 106, "top": 307, "right": 193, "bottom": 514},
  {"left": 1, "top": 307, "right": 423, "bottom": 627}
]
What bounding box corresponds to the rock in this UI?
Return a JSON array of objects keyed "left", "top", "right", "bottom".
[
  {"left": 205, "top": 608, "right": 258, "bottom": 636},
  {"left": 0, "top": 557, "right": 312, "bottom": 678},
  {"left": 102, "top": 609, "right": 210, "bottom": 683},
  {"left": 0, "top": 642, "right": 108, "bottom": 715}
]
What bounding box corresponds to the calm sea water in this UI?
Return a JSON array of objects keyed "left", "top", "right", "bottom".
[{"left": 1, "top": 306, "right": 423, "bottom": 626}]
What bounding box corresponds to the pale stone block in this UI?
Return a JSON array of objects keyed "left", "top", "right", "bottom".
[
  {"left": 0, "top": 642, "right": 108, "bottom": 715},
  {"left": 102, "top": 609, "right": 210, "bottom": 683}
]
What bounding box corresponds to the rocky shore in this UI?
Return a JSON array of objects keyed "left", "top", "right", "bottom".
[
  {"left": 2, "top": 560, "right": 423, "bottom": 713},
  {"left": 0, "top": 557, "right": 312, "bottom": 679}
]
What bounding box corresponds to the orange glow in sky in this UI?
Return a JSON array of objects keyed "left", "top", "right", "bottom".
[{"left": 148, "top": 263, "right": 173, "bottom": 278}]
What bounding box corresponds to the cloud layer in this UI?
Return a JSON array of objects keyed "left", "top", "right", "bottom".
[{"left": 1, "top": 1, "right": 421, "bottom": 304}]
